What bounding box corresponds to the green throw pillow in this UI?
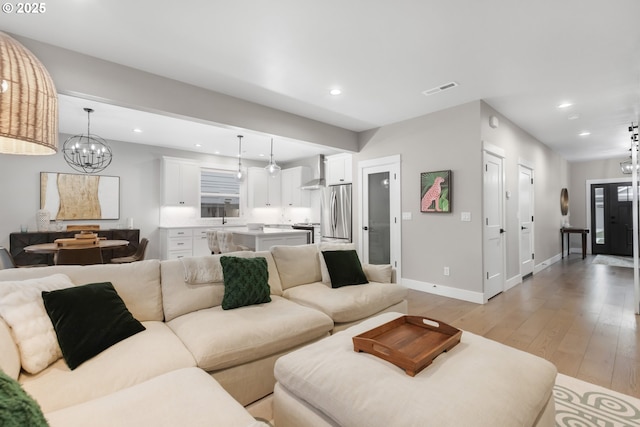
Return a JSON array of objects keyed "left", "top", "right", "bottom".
[
  {"left": 0, "top": 370, "right": 48, "bottom": 427},
  {"left": 321, "top": 250, "right": 369, "bottom": 288},
  {"left": 42, "top": 282, "right": 146, "bottom": 370},
  {"left": 220, "top": 256, "right": 271, "bottom": 310}
]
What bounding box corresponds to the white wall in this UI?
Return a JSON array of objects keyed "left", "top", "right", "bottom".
[
  {"left": 354, "top": 100, "right": 569, "bottom": 300},
  {"left": 356, "top": 101, "right": 484, "bottom": 295},
  {"left": 480, "top": 102, "right": 569, "bottom": 281}
]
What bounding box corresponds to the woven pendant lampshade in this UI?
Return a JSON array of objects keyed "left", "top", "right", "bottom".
[{"left": 0, "top": 31, "right": 58, "bottom": 155}]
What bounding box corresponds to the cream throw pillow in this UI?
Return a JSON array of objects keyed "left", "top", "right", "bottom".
[
  {"left": 0, "top": 274, "right": 75, "bottom": 374},
  {"left": 362, "top": 264, "right": 393, "bottom": 283},
  {"left": 318, "top": 243, "right": 356, "bottom": 284}
]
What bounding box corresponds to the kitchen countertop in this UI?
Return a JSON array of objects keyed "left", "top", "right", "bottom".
[{"left": 227, "top": 227, "right": 309, "bottom": 237}]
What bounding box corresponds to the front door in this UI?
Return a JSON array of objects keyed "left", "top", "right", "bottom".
[
  {"left": 483, "top": 150, "right": 505, "bottom": 301},
  {"left": 591, "top": 183, "right": 635, "bottom": 256}
]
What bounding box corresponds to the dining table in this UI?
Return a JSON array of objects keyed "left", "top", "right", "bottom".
[{"left": 24, "top": 239, "right": 130, "bottom": 254}]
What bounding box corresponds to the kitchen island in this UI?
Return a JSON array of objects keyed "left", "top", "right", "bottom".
[{"left": 230, "top": 227, "right": 310, "bottom": 251}]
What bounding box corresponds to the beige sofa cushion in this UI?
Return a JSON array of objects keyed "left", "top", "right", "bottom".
[
  {"left": 362, "top": 264, "right": 393, "bottom": 283},
  {"left": 283, "top": 281, "right": 408, "bottom": 323},
  {"left": 160, "top": 251, "right": 268, "bottom": 321},
  {"left": 0, "top": 318, "right": 20, "bottom": 379},
  {"left": 271, "top": 245, "right": 322, "bottom": 290},
  {"left": 21, "top": 321, "right": 196, "bottom": 413},
  {"left": 167, "top": 296, "right": 333, "bottom": 371},
  {"left": 46, "top": 368, "right": 261, "bottom": 427},
  {"left": 275, "top": 312, "right": 557, "bottom": 427},
  {"left": 0, "top": 260, "right": 163, "bottom": 322}
]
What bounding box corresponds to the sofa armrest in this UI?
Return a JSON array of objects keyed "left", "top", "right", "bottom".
[{"left": 0, "top": 317, "right": 21, "bottom": 379}]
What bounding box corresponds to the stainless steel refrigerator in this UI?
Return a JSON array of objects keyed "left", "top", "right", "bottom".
[{"left": 321, "top": 184, "right": 352, "bottom": 242}]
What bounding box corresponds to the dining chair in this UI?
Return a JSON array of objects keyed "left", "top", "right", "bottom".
[
  {"left": 110, "top": 238, "right": 149, "bottom": 264},
  {"left": 217, "top": 231, "right": 249, "bottom": 253},
  {"left": 206, "top": 230, "right": 220, "bottom": 254},
  {"left": 55, "top": 246, "right": 104, "bottom": 266},
  {"left": 0, "top": 247, "right": 17, "bottom": 269}
]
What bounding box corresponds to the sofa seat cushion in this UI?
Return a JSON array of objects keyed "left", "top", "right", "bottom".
[
  {"left": 283, "top": 281, "right": 408, "bottom": 323},
  {"left": 20, "top": 321, "right": 196, "bottom": 413},
  {"left": 167, "top": 296, "right": 333, "bottom": 371},
  {"left": 275, "top": 312, "right": 558, "bottom": 427},
  {"left": 45, "top": 368, "right": 262, "bottom": 427}
]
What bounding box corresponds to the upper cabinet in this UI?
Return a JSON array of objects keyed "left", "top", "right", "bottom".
[
  {"left": 248, "top": 167, "right": 281, "bottom": 207},
  {"left": 281, "top": 166, "right": 311, "bottom": 207},
  {"left": 325, "top": 154, "right": 353, "bottom": 185},
  {"left": 162, "top": 157, "right": 200, "bottom": 207}
]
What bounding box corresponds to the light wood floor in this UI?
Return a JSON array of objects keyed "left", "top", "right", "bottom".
[{"left": 406, "top": 255, "right": 640, "bottom": 398}]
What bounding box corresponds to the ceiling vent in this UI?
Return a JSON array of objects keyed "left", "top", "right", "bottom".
[{"left": 422, "top": 81, "right": 459, "bottom": 96}]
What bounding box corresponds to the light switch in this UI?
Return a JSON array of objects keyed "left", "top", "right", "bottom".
[
  {"left": 402, "top": 212, "right": 412, "bottom": 220},
  {"left": 461, "top": 212, "right": 471, "bottom": 222}
]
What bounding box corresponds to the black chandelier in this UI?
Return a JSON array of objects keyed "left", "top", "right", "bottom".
[
  {"left": 620, "top": 123, "right": 638, "bottom": 175},
  {"left": 62, "top": 108, "right": 112, "bottom": 174}
]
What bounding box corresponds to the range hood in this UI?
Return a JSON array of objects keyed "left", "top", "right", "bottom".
[{"left": 301, "top": 154, "right": 325, "bottom": 190}]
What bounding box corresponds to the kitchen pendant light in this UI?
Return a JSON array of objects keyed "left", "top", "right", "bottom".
[
  {"left": 0, "top": 32, "right": 58, "bottom": 155},
  {"left": 62, "top": 108, "right": 112, "bottom": 173},
  {"left": 265, "top": 138, "right": 281, "bottom": 177},
  {"left": 236, "top": 135, "right": 244, "bottom": 182}
]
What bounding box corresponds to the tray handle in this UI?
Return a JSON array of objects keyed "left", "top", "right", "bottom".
[{"left": 354, "top": 337, "right": 405, "bottom": 360}]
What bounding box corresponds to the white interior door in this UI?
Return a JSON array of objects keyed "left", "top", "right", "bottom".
[
  {"left": 358, "top": 155, "right": 401, "bottom": 278},
  {"left": 483, "top": 150, "right": 505, "bottom": 301},
  {"left": 518, "top": 165, "right": 534, "bottom": 277}
]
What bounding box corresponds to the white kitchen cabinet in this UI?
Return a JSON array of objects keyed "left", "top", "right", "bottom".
[
  {"left": 281, "top": 166, "right": 311, "bottom": 207},
  {"left": 325, "top": 154, "right": 352, "bottom": 185},
  {"left": 160, "top": 228, "right": 193, "bottom": 259},
  {"left": 248, "top": 167, "right": 281, "bottom": 207},
  {"left": 192, "top": 228, "right": 213, "bottom": 256},
  {"left": 162, "top": 157, "right": 200, "bottom": 206}
]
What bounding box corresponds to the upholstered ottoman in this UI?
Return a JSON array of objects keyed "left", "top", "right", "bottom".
[{"left": 274, "top": 312, "right": 557, "bottom": 427}]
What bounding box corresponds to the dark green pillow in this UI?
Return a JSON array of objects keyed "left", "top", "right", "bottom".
[
  {"left": 42, "top": 282, "right": 146, "bottom": 370},
  {"left": 220, "top": 256, "right": 271, "bottom": 310},
  {"left": 0, "top": 370, "right": 48, "bottom": 427},
  {"left": 322, "top": 250, "right": 369, "bottom": 288}
]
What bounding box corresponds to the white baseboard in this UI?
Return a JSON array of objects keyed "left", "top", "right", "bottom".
[
  {"left": 505, "top": 274, "right": 522, "bottom": 291},
  {"left": 402, "top": 278, "right": 484, "bottom": 304},
  {"left": 534, "top": 253, "right": 562, "bottom": 274}
]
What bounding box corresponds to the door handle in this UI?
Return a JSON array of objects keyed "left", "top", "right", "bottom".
[
  {"left": 521, "top": 226, "right": 527, "bottom": 230},
  {"left": 500, "top": 228, "right": 506, "bottom": 234},
  {"left": 363, "top": 226, "right": 369, "bottom": 231}
]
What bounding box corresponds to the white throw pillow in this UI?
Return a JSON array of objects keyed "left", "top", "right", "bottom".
[
  {"left": 362, "top": 264, "right": 393, "bottom": 283},
  {"left": 318, "top": 242, "right": 356, "bottom": 284},
  {"left": 0, "top": 274, "right": 75, "bottom": 374}
]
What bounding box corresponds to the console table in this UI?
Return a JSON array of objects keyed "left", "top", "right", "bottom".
[
  {"left": 560, "top": 227, "right": 589, "bottom": 259},
  {"left": 10, "top": 229, "right": 139, "bottom": 266}
]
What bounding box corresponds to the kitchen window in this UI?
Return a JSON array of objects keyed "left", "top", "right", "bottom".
[{"left": 200, "top": 168, "right": 240, "bottom": 218}]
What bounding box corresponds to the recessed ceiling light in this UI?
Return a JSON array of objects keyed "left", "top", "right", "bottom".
[
  {"left": 579, "top": 131, "right": 591, "bottom": 136},
  {"left": 557, "top": 102, "right": 573, "bottom": 109},
  {"left": 194, "top": 143, "right": 202, "bottom": 148},
  {"left": 567, "top": 113, "right": 580, "bottom": 120},
  {"left": 214, "top": 151, "right": 220, "bottom": 155},
  {"left": 259, "top": 153, "right": 265, "bottom": 157},
  {"left": 330, "top": 89, "right": 342, "bottom": 96},
  {"left": 132, "top": 128, "right": 143, "bottom": 133}
]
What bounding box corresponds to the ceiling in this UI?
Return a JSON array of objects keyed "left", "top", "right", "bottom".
[{"left": 3, "top": 1, "right": 640, "bottom": 162}]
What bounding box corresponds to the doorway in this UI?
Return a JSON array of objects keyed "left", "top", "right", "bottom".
[
  {"left": 358, "top": 155, "right": 401, "bottom": 278},
  {"left": 483, "top": 147, "right": 506, "bottom": 301},
  {"left": 591, "top": 182, "right": 636, "bottom": 256},
  {"left": 518, "top": 164, "right": 534, "bottom": 278}
]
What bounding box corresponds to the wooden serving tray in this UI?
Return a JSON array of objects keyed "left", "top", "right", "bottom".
[{"left": 353, "top": 315, "right": 462, "bottom": 376}]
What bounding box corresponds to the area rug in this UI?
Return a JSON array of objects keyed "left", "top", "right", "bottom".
[
  {"left": 554, "top": 373, "right": 640, "bottom": 426},
  {"left": 592, "top": 255, "right": 635, "bottom": 268}
]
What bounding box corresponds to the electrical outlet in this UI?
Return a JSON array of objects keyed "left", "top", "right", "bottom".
[{"left": 443, "top": 266, "right": 450, "bottom": 276}]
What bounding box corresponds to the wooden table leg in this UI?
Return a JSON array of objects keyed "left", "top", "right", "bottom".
[
  {"left": 581, "top": 233, "right": 587, "bottom": 259},
  {"left": 561, "top": 230, "right": 565, "bottom": 258}
]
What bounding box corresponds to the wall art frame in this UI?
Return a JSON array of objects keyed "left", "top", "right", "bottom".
[
  {"left": 420, "top": 170, "right": 452, "bottom": 213},
  {"left": 40, "top": 172, "right": 120, "bottom": 220}
]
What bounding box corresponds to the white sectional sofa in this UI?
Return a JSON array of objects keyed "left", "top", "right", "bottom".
[{"left": 0, "top": 244, "right": 408, "bottom": 426}]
